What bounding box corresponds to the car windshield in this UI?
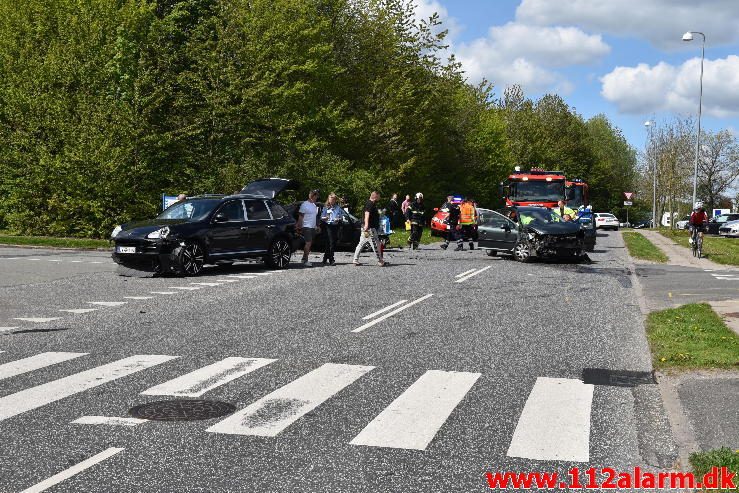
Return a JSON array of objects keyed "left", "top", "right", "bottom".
[
  {"left": 509, "top": 180, "right": 565, "bottom": 202},
  {"left": 569, "top": 186, "right": 585, "bottom": 208},
  {"left": 519, "top": 209, "right": 562, "bottom": 224},
  {"left": 156, "top": 199, "right": 221, "bottom": 221}
]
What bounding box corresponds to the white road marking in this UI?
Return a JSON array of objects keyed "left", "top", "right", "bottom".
[
  {"left": 455, "top": 265, "right": 492, "bottom": 283},
  {"left": 72, "top": 416, "right": 148, "bottom": 426},
  {"left": 124, "top": 296, "right": 154, "bottom": 300},
  {"left": 350, "top": 370, "right": 481, "bottom": 450},
  {"left": 89, "top": 261, "right": 103, "bottom": 264},
  {"left": 0, "top": 352, "right": 87, "bottom": 381},
  {"left": 13, "top": 317, "right": 60, "bottom": 323},
  {"left": 46, "top": 259, "right": 62, "bottom": 262},
  {"left": 19, "top": 447, "right": 124, "bottom": 493},
  {"left": 142, "top": 357, "right": 276, "bottom": 397},
  {"left": 169, "top": 286, "right": 201, "bottom": 291},
  {"left": 215, "top": 279, "right": 240, "bottom": 283},
  {"left": 87, "top": 301, "right": 127, "bottom": 307},
  {"left": 70, "top": 260, "right": 83, "bottom": 263},
  {"left": 59, "top": 308, "right": 98, "bottom": 314},
  {"left": 4, "top": 257, "right": 21, "bottom": 260},
  {"left": 455, "top": 268, "right": 478, "bottom": 278},
  {"left": 190, "top": 282, "right": 222, "bottom": 287},
  {"left": 506, "top": 377, "right": 594, "bottom": 462},
  {"left": 362, "top": 300, "right": 408, "bottom": 320},
  {"left": 352, "top": 294, "right": 434, "bottom": 333},
  {"left": 227, "top": 275, "right": 256, "bottom": 279},
  {"left": 0, "top": 354, "right": 177, "bottom": 422},
  {"left": 28, "top": 258, "right": 41, "bottom": 261},
  {"left": 207, "top": 363, "right": 374, "bottom": 437},
  {"left": 150, "top": 291, "right": 176, "bottom": 295},
  {"left": 0, "top": 327, "right": 19, "bottom": 332}
]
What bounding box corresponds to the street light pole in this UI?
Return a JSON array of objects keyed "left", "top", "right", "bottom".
[
  {"left": 683, "top": 31, "right": 705, "bottom": 209},
  {"left": 645, "top": 120, "right": 656, "bottom": 227}
]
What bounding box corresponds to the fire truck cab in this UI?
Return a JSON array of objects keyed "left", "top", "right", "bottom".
[
  {"left": 566, "top": 179, "right": 590, "bottom": 209},
  {"left": 501, "top": 167, "right": 567, "bottom": 208}
]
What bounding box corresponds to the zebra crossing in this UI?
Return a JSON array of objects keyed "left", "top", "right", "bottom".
[{"left": 0, "top": 351, "right": 598, "bottom": 460}]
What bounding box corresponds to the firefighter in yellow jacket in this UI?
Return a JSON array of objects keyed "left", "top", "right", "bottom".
[{"left": 456, "top": 197, "right": 478, "bottom": 251}]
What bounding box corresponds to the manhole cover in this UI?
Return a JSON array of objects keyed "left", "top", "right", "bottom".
[
  {"left": 582, "top": 368, "right": 656, "bottom": 387},
  {"left": 129, "top": 400, "right": 236, "bottom": 421}
]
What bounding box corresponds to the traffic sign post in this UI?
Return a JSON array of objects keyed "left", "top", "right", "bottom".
[{"left": 623, "top": 200, "right": 633, "bottom": 225}]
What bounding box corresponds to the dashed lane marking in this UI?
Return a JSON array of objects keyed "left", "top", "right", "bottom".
[
  {"left": 455, "top": 265, "right": 492, "bottom": 283},
  {"left": 455, "top": 268, "right": 478, "bottom": 278},
  {"left": 169, "top": 287, "right": 201, "bottom": 291},
  {"left": 0, "top": 355, "right": 177, "bottom": 422},
  {"left": 350, "top": 370, "right": 481, "bottom": 450},
  {"left": 59, "top": 308, "right": 98, "bottom": 314},
  {"left": 72, "top": 416, "right": 148, "bottom": 427},
  {"left": 0, "top": 327, "right": 19, "bottom": 332},
  {"left": 190, "top": 282, "right": 222, "bottom": 287},
  {"left": 0, "top": 352, "right": 87, "bottom": 380},
  {"left": 142, "top": 357, "right": 276, "bottom": 398},
  {"left": 227, "top": 275, "right": 256, "bottom": 279},
  {"left": 362, "top": 300, "right": 408, "bottom": 320},
  {"left": 206, "top": 363, "right": 374, "bottom": 437},
  {"left": 506, "top": 377, "right": 594, "bottom": 463},
  {"left": 87, "top": 301, "right": 127, "bottom": 307},
  {"left": 13, "top": 318, "right": 60, "bottom": 323},
  {"left": 150, "top": 291, "right": 176, "bottom": 295},
  {"left": 19, "top": 447, "right": 124, "bottom": 493},
  {"left": 124, "top": 296, "right": 154, "bottom": 300},
  {"left": 352, "top": 294, "right": 434, "bottom": 333}
]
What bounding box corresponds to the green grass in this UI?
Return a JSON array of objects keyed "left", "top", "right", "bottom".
[
  {"left": 689, "top": 447, "right": 739, "bottom": 493},
  {"left": 660, "top": 228, "right": 739, "bottom": 266},
  {"left": 646, "top": 303, "right": 739, "bottom": 370},
  {"left": 386, "top": 226, "right": 441, "bottom": 248},
  {"left": 0, "top": 233, "right": 110, "bottom": 250},
  {"left": 622, "top": 231, "right": 668, "bottom": 262}
]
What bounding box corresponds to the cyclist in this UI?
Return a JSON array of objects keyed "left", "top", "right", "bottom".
[{"left": 688, "top": 201, "right": 709, "bottom": 245}]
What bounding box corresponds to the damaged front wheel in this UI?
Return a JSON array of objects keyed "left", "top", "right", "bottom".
[{"left": 513, "top": 241, "right": 532, "bottom": 263}]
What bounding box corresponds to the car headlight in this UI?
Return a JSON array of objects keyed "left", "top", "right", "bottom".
[
  {"left": 111, "top": 225, "right": 122, "bottom": 238},
  {"left": 147, "top": 226, "right": 170, "bottom": 239}
]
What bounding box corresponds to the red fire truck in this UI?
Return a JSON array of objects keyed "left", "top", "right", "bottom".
[
  {"left": 501, "top": 167, "right": 567, "bottom": 208},
  {"left": 566, "top": 178, "right": 590, "bottom": 208}
]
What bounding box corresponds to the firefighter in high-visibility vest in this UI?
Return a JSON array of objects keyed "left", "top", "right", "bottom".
[
  {"left": 457, "top": 197, "right": 478, "bottom": 250},
  {"left": 552, "top": 200, "right": 576, "bottom": 220}
]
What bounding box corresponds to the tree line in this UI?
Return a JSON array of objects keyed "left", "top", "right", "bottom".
[
  {"left": 0, "top": 0, "right": 638, "bottom": 238},
  {"left": 639, "top": 118, "right": 738, "bottom": 226}
]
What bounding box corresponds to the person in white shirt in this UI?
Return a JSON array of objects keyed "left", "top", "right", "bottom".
[{"left": 297, "top": 189, "right": 320, "bottom": 267}]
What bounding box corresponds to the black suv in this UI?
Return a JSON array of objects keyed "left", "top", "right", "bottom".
[{"left": 111, "top": 179, "right": 297, "bottom": 275}]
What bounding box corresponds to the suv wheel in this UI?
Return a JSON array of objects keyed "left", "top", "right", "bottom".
[
  {"left": 486, "top": 250, "right": 497, "bottom": 257},
  {"left": 175, "top": 242, "right": 205, "bottom": 275},
  {"left": 513, "top": 241, "right": 531, "bottom": 262},
  {"left": 266, "top": 238, "right": 291, "bottom": 269}
]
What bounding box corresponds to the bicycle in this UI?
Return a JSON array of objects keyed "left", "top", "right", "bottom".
[{"left": 690, "top": 226, "right": 703, "bottom": 258}]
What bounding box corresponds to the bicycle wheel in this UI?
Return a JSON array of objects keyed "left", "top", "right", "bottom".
[
  {"left": 697, "top": 236, "right": 703, "bottom": 259},
  {"left": 692, "top": 234, "right": 698, "bottom": 257}
]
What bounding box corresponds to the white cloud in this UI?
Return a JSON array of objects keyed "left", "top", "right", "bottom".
[
  {"left": 455, "top": 23, "right": 608, "bottom": 92},
  {"left": 600, "top": 55, "right": 739, "bottom": 117},
  {"left": 516, "top": 0, "right": 739, "bottom": 49}
]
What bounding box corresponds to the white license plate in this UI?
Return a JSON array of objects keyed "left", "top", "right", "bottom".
[{"left": 116, "top": 246, "right": 136, "bottom": 254}]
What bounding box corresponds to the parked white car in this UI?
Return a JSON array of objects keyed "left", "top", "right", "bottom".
[
  {"left": 594, "top": 213, "right": 619, "bottom": 230},
  {"left": 718, "top": 219, "right": 739, "bottom": 237},
  {"left": 675, "top": 215, "right": 690, "bottom": 230}
]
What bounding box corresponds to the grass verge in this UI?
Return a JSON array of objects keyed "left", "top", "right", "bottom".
[
  {"left": 0, "top": 234, "right": 110, "bottom": 250},
  {"left": 387, "top": 226, "right": 441, "bottom": 248},
  {"left": 622, "top": 231, "right": 668, "bottom": 262},
  {"left": 646, "top": 303, "right": 739, "bottom": 370},
  {"left": 689, "top": 447, "right": 739, "bottom": 493},
  {"left": 660, "top": 228, "right": 739, "bottom": 266}
]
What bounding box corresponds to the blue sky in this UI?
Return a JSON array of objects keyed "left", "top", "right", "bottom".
[{"left": 415, "top": 0, "right": 739, "bottom": 151}]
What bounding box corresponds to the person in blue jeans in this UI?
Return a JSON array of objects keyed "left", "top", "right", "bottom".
[{"left": 320, "top": 193, "right": 343, "bottom": 266}]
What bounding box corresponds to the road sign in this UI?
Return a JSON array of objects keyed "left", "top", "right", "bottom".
[
  {"left": 624, "top": 192, "right": 634, "bottom": 200},
  {"left": 624, "top": 201, "right": 633, "bottom": 206}
]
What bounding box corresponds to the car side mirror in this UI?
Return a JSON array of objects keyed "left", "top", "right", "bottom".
[{"left": 213, "top": 213, "right": 228, "bottom": 223}]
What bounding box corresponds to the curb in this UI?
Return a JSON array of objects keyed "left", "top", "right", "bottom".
[{"left": 0, "top": 243, "right": 110, "bottom": 252}]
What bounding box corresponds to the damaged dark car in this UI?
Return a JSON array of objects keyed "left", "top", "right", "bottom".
[
  {"left": 111, "top": 179, "right": 298, "bottom": 275},
  {"left": 477, "top": 206, "right": 586, "bottom": 262}
]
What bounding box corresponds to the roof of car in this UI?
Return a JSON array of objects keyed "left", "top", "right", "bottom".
[{"left": 191, "top": 193, "right": 271, "bottom": 200}]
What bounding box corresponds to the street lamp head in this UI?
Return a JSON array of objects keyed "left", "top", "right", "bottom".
[
  {"left": 644, "top": 120, "right": 651, "bottom": 127},
  {"left": 682, "top": 31, "right": 694, "bottom": 41}
]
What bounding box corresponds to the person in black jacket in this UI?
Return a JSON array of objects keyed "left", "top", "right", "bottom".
[
  {"left": 440, "top": 195, "right": 460, "bottom": 250},
  {"left": 387, "top": 193, "right": 403, "bottom": 228},
  {"left": 405, "top": 193, "right": 425, "bottom": 250}
]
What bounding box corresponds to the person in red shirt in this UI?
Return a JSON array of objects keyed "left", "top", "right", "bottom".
[{"left": 689, "top": 201, "right": 709, "bottom": 244}]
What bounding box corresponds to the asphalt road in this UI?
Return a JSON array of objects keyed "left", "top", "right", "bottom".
[
  {"left": 636, "top": 263, "right": 739, "bottom": 311},
  {"left": 0, "top": 232, "right": 678, "bottom": 492}
]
